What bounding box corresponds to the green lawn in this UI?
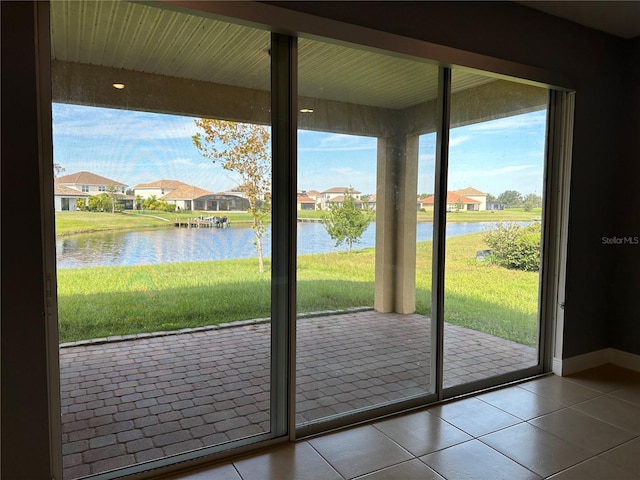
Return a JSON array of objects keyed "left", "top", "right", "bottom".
[
  {"left": 57, "top": 233, "right": 539, "bottom": 346},
  {"left": 418, "top": 207, "right": 541, "bottom": 223}
]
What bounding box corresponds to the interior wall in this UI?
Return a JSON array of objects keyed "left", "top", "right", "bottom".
[
  {"left": 610, "top": 36, "right": 640, "bottom": 353},
  {"left": 269, "top": 1, "right": 634, "bottom": 358}
]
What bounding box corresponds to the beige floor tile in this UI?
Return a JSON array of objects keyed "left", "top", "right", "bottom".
[
  {"left": 571, "top": 394, "right": 640, "bottom": 433},
  {"left": 420, "top": 439, "right": 540, "bottom": 480},
  {"left": 565, "top": 364, "right": 640, "bottom": 393},
  {"left": 480, "top": 422, "right": 591, "bottom": 478},
  {"left": 595, "top": 438, "right": 640, "bottom": 476},
  {"left": 477, "top": 385, "right": 563, "bottom": 420},
  {"left": 233, "top": 442, "right": 342, "bottom": 480},
  {"left": 308, "top": 425, "right": 412, "bottom": 479},
  {"left": 529, "top": 407, "right": 635, "bottom": 454},
  {"left": 373, "top": 410, "right": 471, "bottom": 457},
  {"left": 428, "top": 397, "right": 521, "bottom": 437},
  {"left": 164, "top": 463, "right": 242, "bottom": 480},
  {"left": 517, "top": 375, "right": 602, "bottom": 406},
  {"left": 610, "top": 383, "right": 640, "bottom": 406},
  {"left": 357, "top": 459, "right": 444, "bottom": 480},
  {"left": 546, "top": 456, "right": 638, "bottom": 480}
]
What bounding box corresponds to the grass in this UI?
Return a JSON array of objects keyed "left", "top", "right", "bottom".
[
  {"left": 55, "top": 210, "right": 257, "bottom": 236},
  {"left": 418, "top": 207, "right": 542, "bottom": 223},
  {"left": 57, "top": 233, "right": 539, "bottom": 346}
]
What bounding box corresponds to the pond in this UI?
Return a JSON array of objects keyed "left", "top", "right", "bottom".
[{"left": 56, "top": 221, "right": 503, "bottom": 269}]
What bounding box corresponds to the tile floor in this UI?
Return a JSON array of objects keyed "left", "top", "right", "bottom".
[{"left": 165, "top": 364, "right": 640, "bottom": 480}]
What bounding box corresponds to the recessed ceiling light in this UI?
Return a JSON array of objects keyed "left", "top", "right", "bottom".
[
  {"left": 112, "top": 83, "right": 125, "bottom": 90},
  {"left": 300, "top": 108, "right": 314, "bottom": 113}
]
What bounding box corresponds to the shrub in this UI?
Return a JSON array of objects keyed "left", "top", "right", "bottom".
[{"left": 483, "top": 221, "right": 541, "bottom": 271}]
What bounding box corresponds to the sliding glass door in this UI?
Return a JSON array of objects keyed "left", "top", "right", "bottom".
[
  {"left": 295, "top": 36, "right": 442, "bottom": 429},
  {"left": 48, "top": 3, "right": 557, "bottom": 477},
  {"left": 443, "top": 70, "right": 548, "bottom": 391},
  {"left": 52, "top": 3, "right": 276, "bottom": 478}
]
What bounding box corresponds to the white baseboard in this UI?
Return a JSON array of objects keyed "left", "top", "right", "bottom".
[
  {"left": 609, "top": 349, "right": 640, "bottom": 372},
  {"left": 553, "top": 348, "right": 640, "bottom": 376}
]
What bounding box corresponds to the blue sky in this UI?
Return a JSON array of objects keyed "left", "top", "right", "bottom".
[{"left": 53, "top": 103, "right": 547, "bottom": 197}]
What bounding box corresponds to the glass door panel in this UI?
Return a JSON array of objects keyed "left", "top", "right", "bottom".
[
  {"left": 52, "top": 2, "right": 273, "bottom": 477},
  {"left": 443, "top": 70, "right": 548, "bottom": 390},
  {"left": 296, "top": 37, "right": 439, "bottom": 427}
]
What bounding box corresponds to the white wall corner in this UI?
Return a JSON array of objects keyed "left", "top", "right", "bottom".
[
  {"left": 554, "top": 348, "right": 640, "bottom": 376},
  {"left": 609, "top": 349, "right": 640, "bottom": 373}
]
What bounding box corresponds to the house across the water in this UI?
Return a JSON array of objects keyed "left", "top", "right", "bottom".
[{"left": 54, "top": 171, "right": 128, "bottom": 211}]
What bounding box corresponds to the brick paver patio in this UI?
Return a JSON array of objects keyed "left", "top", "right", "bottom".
[{"left": 60, "top": 310, "right": 536, "bottom": 478}]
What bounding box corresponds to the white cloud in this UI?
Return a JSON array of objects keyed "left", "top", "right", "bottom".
[
  {"left": 170, "top": 158, "right": 195, "bottom": 166},
  {"left": 419, "top": 152, "right": 436, "bottom": 163},
  {"left": 330, "top": 166, "right": 361, "bottom": 175},
  {"left": 461, "top": 164, "right": 537, "bottom": 177},
  {"left": 449, "top": 135, "right": 472, "bottom": 147},
  {"left": 467, "top": 112, "right": 546, "bottom": 132},
  {"left": 53, "top": 103, "right": 198, "bottom": 140},
  {"left": 299, "top": 132, "right": 376, "bottom": 152}
]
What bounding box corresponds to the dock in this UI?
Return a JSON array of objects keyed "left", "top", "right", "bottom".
[
  {"left": 175, "top": 216, "right": 230, "bottom": 228},
  {"left": 297, "top": 218, "right": 324, "bottom": 223}
]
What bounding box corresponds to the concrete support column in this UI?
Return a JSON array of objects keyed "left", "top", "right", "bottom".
[{"left": 374, "top": 134, "right": 419, "bottom": 314}]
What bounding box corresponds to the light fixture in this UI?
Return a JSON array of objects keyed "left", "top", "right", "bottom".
[
  {"left": 300, "top": 108, "right": 314, "bottom": 113},
  {"left": 112, "top": 83, "right": 125, "bottom": 90}
]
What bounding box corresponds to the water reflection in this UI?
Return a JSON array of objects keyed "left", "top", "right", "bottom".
[{"left": 56, "top": 221, "right": 504, "bottom": 268}]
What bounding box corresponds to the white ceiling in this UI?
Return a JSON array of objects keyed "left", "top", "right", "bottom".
[
  {"left": 518, "top": 1, "right": 640, "bottom": 39},
  {"left": 50, "top": 1, "right": 496, "bottom": 110}
]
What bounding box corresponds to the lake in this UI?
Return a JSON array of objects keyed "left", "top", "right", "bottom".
[{"left": 56, "top": 221, "right": 503, "bottom": 269}]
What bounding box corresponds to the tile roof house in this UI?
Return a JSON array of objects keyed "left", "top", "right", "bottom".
[
  {"left": 454, "top": 187, "right": 487, "bottom": 210},
  {"left": 54, "top": 171, "right": 127, "bottom": 211},
  {"left": 133, "top": 180, "right": 214, "bottom": 211},
  {"left": 420, "top": 192, "right": 481, "bottom": 212},
  {"left": 365, "top": 194, "right": 377, "bottom": 210},
  {"left": 56, "top": 171, "right": 127, "bottom": 194},
  {"left": 53, "top": 184, "right": 89, "bottom": 211},
  {"left": 133, "top": 179, "right": 192, "bottom": 199},
  {"left": 306, "top": 189, "right": 322, "bottom": 199},
  {"left": 325, "top": 194, "right": 366, "bottom": 209},
  {"left": 160, "top": 184, "right": 213, "bottom": 211},
  {"left": 297, "top": 194, "right": 317, "bottom": 211},
  {"left": 320, "top": 187, "right": 361, "bottom": 209}
]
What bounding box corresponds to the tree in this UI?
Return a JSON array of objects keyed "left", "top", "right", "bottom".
[
  {"left": 88, "top": 193, "right": 111, "bottom": 212},
  {"left": 142, "top": 195, "right": 174, "bottom": 212},
  {"left": 497, "top": 190, "right": 523, "bottom": 208},
  {"left": 105, "top": 185, "right": 124, "bottom": 213},
  {"left": 486, "top": 193, "right": 497, "bottom": 203},
  {"left": 323, "top": 190, "right": 374, "bottom": 252},
  {"left": 193, "top": 119, "right": 271, "bottom": 273},
  {"left": 522, "top": 193, "right": 542, "bottom": 211},
  {"left": 54, "top": 163, "right": 65, "bottom": 178},
  {"left": 483, "top": 221, "right": 541, "bottom": 271}
]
